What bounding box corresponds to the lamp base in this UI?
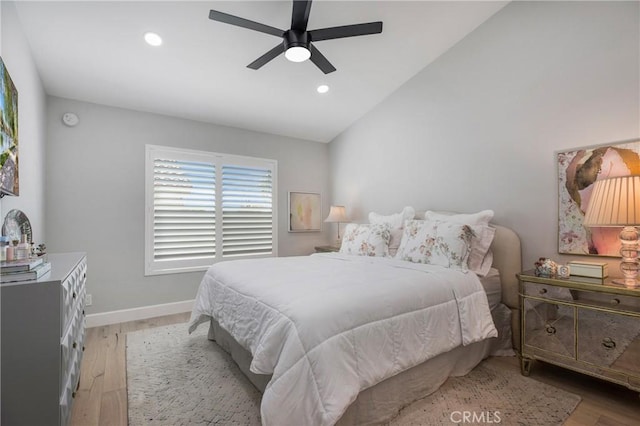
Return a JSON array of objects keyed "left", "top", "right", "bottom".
[{"left": 617, "top": 226, "right": 640, "bottom": 288}]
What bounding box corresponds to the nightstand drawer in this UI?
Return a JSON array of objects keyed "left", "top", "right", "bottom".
[
  {"left": 573, "top": 291, "right": 640, "bottom": 314},
  {"left": 523, "top": 281, "right": 640, "bottom": 314},
  {"left": 522, "top": 281, "right": 575, "bottom": 303},
  {"left": 523, "top": 298, "right": 575, "bottom": 358},
  {"left": 577, "top": 308, "right": 640, "bottom": 378}
]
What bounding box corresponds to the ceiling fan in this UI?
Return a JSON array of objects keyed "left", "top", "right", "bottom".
[{"left": 208, "top": 0, "right": 383, "bottom": 74}]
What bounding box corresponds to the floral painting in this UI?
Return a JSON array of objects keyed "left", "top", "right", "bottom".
[
  {"left": 558, "top": 140, "right": 640, "bottom": 256},
  {"left": 288, "top": 191, "right": 321, "bottom": 232}
]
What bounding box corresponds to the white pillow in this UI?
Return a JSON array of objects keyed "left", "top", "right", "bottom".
[
  {"left": 339, "top": 223, "right": 391, "bottom": 257},
  {"left": 423, "top": 210, "right": 495, "bottom": 276},
  {"left": 368, "top": 206, "right": 415, "bottom": 256},
  {"left": 424, "top": 209, "right": 494, "bottom": 225},
  {"left": 369, "top": 206, "right": 416, "bottom": 228},
  {"left": 395, "top": 220, "right": 473, "bottom": 271}
]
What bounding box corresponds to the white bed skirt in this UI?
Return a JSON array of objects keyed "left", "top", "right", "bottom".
[{"left": 207, "top": 302, "right": 512, "bottom": 425}]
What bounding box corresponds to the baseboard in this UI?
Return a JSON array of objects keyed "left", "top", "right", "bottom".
[{"left": 86, "top": 299, "right": 194, "bottom": 328}]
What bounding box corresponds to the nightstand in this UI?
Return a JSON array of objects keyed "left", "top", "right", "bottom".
[
  {"left": 314, "top": 245, "right": 340, "bottom": 253},
  {"left": 517, "top": 271, "right": 640, "bottom": 394}
]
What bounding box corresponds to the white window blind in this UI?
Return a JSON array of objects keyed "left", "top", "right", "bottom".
[
  {"left": 222, "top": 165, "right": 274, "bottom": 257},
  {"left": 145, "top": 145, "right": 277, "bottom": 275}
]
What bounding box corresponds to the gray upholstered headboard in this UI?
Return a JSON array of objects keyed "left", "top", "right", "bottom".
[{"left": 490, "top": 224, "right": 522, "bottom": 349}]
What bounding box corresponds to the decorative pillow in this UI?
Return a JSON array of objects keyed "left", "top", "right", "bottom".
[
  {"left": 423, "top": 210, "right": 495, "bottom": 276},
  {"left": 467, "top": 225, "right": 496, "bottom": 276},
  {"left": 395, "top": 220, "right": 473, "bottom": 270},
  {"left": 368, "top": 206, "right": 415, "bottom": 256},
  {"left": 339, "top": 223, "right": 391, "bottom": 257}
]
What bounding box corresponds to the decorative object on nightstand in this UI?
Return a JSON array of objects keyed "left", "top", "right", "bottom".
[
  {"left": 533, "top": 257, "right": 558, "bottom": 277},
  {"left": 517, "top": 271, "right": 640, "bottom": 395},
  {"left": 567, "top": 260, "right": 608, "bottom": 278},
  {"left": 324, "top": 205, "right": 348, "bottom": 246},
  {"left": 557, "top": 264, "right": 571, "bottom": 279},
  {"left": 583, "top": 175, "right": 640, "bottom": 288}
]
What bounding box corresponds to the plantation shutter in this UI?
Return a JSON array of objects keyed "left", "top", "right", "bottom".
[
  {"left": 222, "top": 164, "right": 274, "bottom": 257},
  {"left": 145, "top": 145, "right": 277, "bottom": 275},
  {"left": 152, "top": 158, "right": 216, "bottom": 264}
]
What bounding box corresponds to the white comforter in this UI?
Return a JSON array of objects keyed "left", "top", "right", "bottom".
[{"left": 188, "top": 253, "right": 497, "bottom": 426}]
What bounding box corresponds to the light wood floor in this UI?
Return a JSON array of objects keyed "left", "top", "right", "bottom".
[{"left": 71, "top": 313, "right": 640, "bottom": 426}]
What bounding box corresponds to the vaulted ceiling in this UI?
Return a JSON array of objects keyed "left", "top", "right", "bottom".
[{"left": 15, "top": 1, "right": 508, "bottom": 142}]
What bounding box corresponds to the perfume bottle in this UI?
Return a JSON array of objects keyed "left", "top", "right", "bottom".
[
  {"left": 0, "top": 236, "right": 9, "bottom": 261},
  {"left": 15, "top": 234, "right": 30, "bottom": 260},
  {"left": 6, "top": 240, "right": 17, "bottom": 261}
]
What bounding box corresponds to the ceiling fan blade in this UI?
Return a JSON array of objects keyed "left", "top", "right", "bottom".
[
  {"left": 309, "top": 22, "right": 383, "bottom": 42},
  {"left": 209, "top": 10, "right": 284, "bottom": 38},
  {"left": 291, "top": 0, "right": 313, "bottom": 32},
  {"left": 309, "top": 44, "right": 336, "bottom": 74},
  {"left": 247, "top": 43, "right": 286, "bottom": 70}
]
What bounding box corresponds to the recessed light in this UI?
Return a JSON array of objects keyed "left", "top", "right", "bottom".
[
  {"left": 317, "top": 85, "right": 329, "bottom": 94},
  {"left": 144, "top": 32, "right": 163, "bottom": 47}
]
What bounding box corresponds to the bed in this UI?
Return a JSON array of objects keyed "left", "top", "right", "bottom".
[{"left": 188, "top": 214, "right": 521, "bottom": 426}]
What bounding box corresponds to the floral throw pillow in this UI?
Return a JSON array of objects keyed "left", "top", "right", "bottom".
[
  {"left": 368, "top": 206, "right": 416, "bottom": 257},
  {"left": 395, "top": 220, "right": 474, "bottom": 270},
  {"left": 339, "top": 223, "right": 391, "bottom": 257},
  {"left": 423, "top": 210, "right": 495, "bottom": 276}
]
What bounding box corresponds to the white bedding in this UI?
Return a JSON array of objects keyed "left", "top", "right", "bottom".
[{"left": 188, "top": 253, "right": 497, "bottom": 426}]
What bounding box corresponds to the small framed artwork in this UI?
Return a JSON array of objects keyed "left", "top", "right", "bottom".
[
  {"left": 557, "top": 139, "right": 640, "bottom": 257},
  {"left": 288, "top": 191, "right": 321, "bottom": 232}
]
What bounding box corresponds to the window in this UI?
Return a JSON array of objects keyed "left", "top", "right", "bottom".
[{"left": 145, "top": 145, "right": 277, "bottom": 275}]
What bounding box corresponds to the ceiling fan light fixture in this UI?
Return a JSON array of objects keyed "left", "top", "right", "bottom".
[
  {"left": 285, "top": 46, "right": 311, "bottom": 63},
  {"left": 208, "top": 1, "right": 383, "bottom": 74},
  {"left": 144, "top": 32, "right": 163, "bottom": 47}
]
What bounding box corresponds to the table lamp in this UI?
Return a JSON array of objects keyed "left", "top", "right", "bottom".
[
  {"left": 324, "top": 206, "right": 348, "bottom": 246},
  {"left": 583, "top": 175, "right": 640, "bottom": 288}
]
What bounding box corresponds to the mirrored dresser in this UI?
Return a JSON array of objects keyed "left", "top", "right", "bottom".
[{"left": 518, "top": 270, "right": 640, "bottom": 394}]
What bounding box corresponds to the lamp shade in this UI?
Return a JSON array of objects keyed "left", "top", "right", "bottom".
[
  {"left": 324, "top": 206, "right": 348, "bottom": 223},
  {"left": 583, "top": 176, "right": 640, "bottom": 227}
]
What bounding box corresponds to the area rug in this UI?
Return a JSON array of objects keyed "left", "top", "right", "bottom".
[{"left": 127, "top": 323, "right": 581, "bottom": 426}]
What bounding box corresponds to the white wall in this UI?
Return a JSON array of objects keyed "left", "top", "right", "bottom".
[
  {"left": 329, "top": 1, "right": 639, "bottom": 270},
  {"left": 46, "top": 97, "right": 330, "bottom": 314},
  {"left": 0, "top": 1, "right": 47, "bottom": 241}
]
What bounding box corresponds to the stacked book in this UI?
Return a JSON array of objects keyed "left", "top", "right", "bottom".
[{"left": 1, "top": 257, "right": 52, "bottom": 283}]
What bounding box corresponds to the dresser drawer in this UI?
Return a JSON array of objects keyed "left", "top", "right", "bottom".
[
  {"left": 59, "top": 380, "right": 72, "bottom": 426},
  {"left": 60, "top": 305, "right": 84, "bottom": 394},
  {"left": 61, "top": 258, "right": 87, "bottom": 337}
]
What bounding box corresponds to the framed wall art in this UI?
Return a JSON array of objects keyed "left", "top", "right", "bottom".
[
  {"left": 0, "top": 56, "right": 19, "bottom": 197},
  {"left": 558, "top": 139, "right": 640, "bottom": 256},
  {"left": 288, "top": 191, "right": 321, "bottom": 232}
]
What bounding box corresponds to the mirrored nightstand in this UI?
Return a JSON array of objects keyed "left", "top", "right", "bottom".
[{"left": 517, "top": 270, "right": 640, "bottom": 395}]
